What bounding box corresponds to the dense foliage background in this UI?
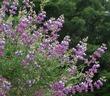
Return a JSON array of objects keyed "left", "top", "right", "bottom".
[
  {"left": 0, "top": 0, "right": 110, "bottom": 96},
  {"left": 33, "top": 0, "right": 110, "bottom": 96}
]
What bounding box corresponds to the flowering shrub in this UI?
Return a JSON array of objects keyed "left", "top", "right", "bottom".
[{"left": 0, "top": 0, "right": 107, "bottom": 96}]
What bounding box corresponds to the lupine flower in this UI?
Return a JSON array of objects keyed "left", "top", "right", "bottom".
[
  {"left": 9, "top": 4, "right": 17, "bottom": 15},
  {"left": 94, "top": 79, "right": 103, "bottom": 89},
  {"left": 51, "top": 81, "right": 65, "bottom": 91},
  {"left": 20, "top": 32, "right": 32, "bottom": 45},
  {"left": 85, "top": 63, "right": 100, "bottom": 78},
  {"left": 63, "top": 86, "right": 72, "bottom": 94},
  {"left": 44, "top": 15, "right": 64, "bottom": 32},
  {"left": 3, "top": 23, "right": 15, "bottom": 38},
  {"left": 71, "top": 86, "right": 76, "bottom": 94},
  {"left": 79, "top": 82, "right": 88, "bottom": 92},
  {"left": 2, "top": 81, "right": 11, "bottom": 90},
  {"left": 44, "top": 37, "right": 69, "bottom": 58},
  {"left": 73, "top": 39, "right": 87, "bottom": 60},
  {"left": 17, "top": 17, "right": 30, "bottom": 34},
  {"left": 2, "top": 0, "right": 9, "bottom": 12},
  {"left": 67, "top": 66, "right": 77, "bottom": 75},
  {"left": 0, "top": 39, "right": 5, "bottom": 49},
  {"left": 51, "top": 77, "right": 106, "bottom": 96},
  {"left": 0, "top": 39, "right": 5, "bottom": 57},
  {"left": 0, "top": 92, "right": 6, "bottom": 96},
  {"left": 39, "top": 38, "right": 51, "bottom": 54},
  {"left": 0, "top": 77, "right": 11, "bottom": 95},
  {"left": 52, "top": 44, "right": 66, "bottom": 57},
  {"left": 0, "top": 9, "right": 5, "bottom": 20},
  {"left": 61, "top": 36, "right": 70, "bottom": 50},
  {"left": 91, "top": 44, "right": 107, "bottom": 61},
  {"left": 31, "top": 31, "right": 42, "bottom": 43},
  {"left": 22, "top": 51, "right": 35, "bottom": 66},
  {"left": 60, "top": 55, "right": 70, "bottom": 64},
  {"left": 0, "top": 24, "right": 4, "bottom": 32},
  {"left": 3, "top": 0, "right": 9, "bottom": 5},
  {"left": 36, "top": 11, "right": 46, "bottom": 24},
  {"left": 15, "top": 50, "right": 23, "bottom": 56},
  {"left": 26, "top": 51, "right": 35, "bottom": 61}
]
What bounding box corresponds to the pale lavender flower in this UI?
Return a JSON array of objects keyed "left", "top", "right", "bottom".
[
  {"left": 85, "top": 63, "right": 100, "bottom": 78},
  {"left": 20, "top": 32, "right": 32, "bottom": 45},
  {"left": 22, "top": 51, "right": 35, "bottom": 66},
  {"left": 61, "top": 36, "right": 70, "bottom": 50},
  {"left": 60, "top": 55, "right": 70, "bottom": 64},
  {"left": 9, "top": 0, "right": 18, "bottom": 15},
  {"left": 38, "top": 39, "right": 51, "bottom": 54},
  {"left": 52, "top": 44, "right": 66, "bottom": 57},
  {"left": 73, "top": 39, "right": 87, "bottom": 60},
  {"left": 0, "top": 24, "right": 4, "bottom": 32},
  {"left": 75, "top": 85, "right": 83, "bottom": 93},
  {"left": 0, "top": 77, "right": 11, "bottom": 95},
  {"left": 3, "top": 23, "right": 15, "bottom": 38},
  {"left": 71, "top": 86, "right": 76, "bottom": 94},
  {"left": 94, "top": 79, "right": 103, "bottom": 89},
  {"left": 79, "top": 82, "right": 88, "bottom": 92},
  {"left": 36, "top": 11, "right": 46, "bottom": 24},
  {"left": 2, "top": 0, "right": 10, "bottom": 12},
  {"left": 17, "top": 17, "right": 30, "bottom": 34},
  {"left": 51, "top": 81, "right": 65, "bottom": 91},
  {"left": 15, "top": 50, "right": 23, "bottom": 56},
  {"left": 0, "top": 39, "right": 5, "bottom": 57},
  {"left": 0, "top": 92, "right": 5, "bottom": 96},
  {"left": 2, "top": 81, "right": 11, "bottom": 90},
  {"left": 44, "top": 15, "right": 64, "bottom": 32},
  {"left": 26, "top": 52, "right": 35, "bottom": 61},
  {"left": 67, "top": 66, "right": 77, "bottom": 75},
  {"left": 31, "top": 31, "right": 42, "bottom": 42},
  {"left": 63, "top": 86, "right": 72, "bottom": 94},
  {"left": 91, "top": 44, "right": 107, "bottom": 61}
]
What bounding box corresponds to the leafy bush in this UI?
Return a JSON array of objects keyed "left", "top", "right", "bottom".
[{"left": 0, "top": 0, "right": 108, "bottom": 96}]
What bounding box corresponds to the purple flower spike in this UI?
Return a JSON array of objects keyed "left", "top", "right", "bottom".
[
  {"left": 36, "top": 11, "right": 46, "bottom": 24},
  {"left": 51, "top": 81, "right": 65, "bottom": 91},
  {"left": 73, "top": 38, "right": 87, "bottom": 60}
]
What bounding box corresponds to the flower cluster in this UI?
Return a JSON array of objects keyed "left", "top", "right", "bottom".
[
  {"left": 51, "top": 78, "right": 106, "bottom": 96},
  {"left": 72, "top": 38, "right": 87, "bottom": 60},
  {"left": 2, "top": 0, "right": 18, "bottom": 15},
  {"left": 0, "top": 39, "right": 5, "bottom": 57},
  {"left": 0, "top": 77, "right": 11, "bottom": 96},
  {"left": 22, "top": 51, "right": 35, "bottom": 66},
  {"left": 44, "top": 15, "right": 64, "bottom": 33},
  {"left": 91, "top": 44, "right": 107, "bottom": 61},
  {"left": 17, "top": 17, "right": 30, "bottom": 34},
  {"left": 36, "top": 11, "right": 46, "bottom": 24},
  {"left": 9, "top": 0, "right": 18, "bottom": 15},
  {"left": 3, "top": 23, "right": 15, "bottom": 38}
]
